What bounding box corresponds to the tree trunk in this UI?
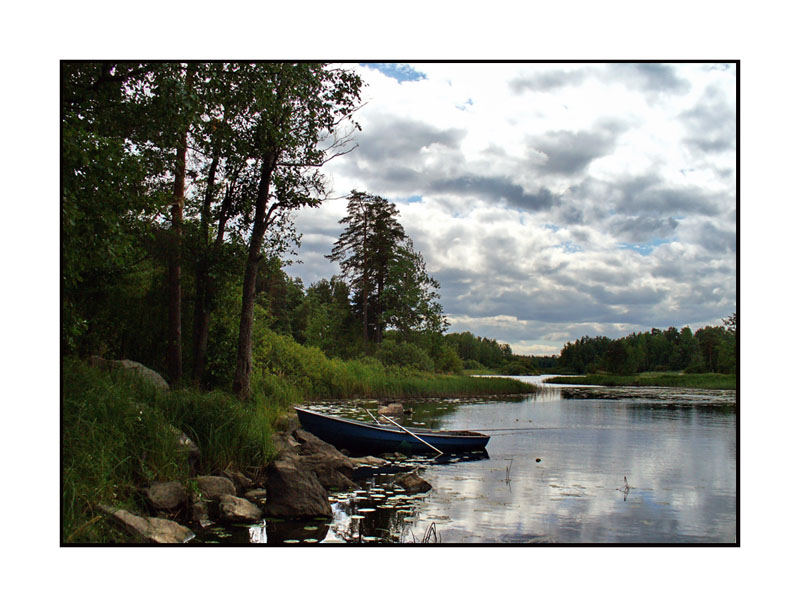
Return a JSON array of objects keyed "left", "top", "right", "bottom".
[
  {"left": 190, "top": 147, "right": 221, "bottom": 384},
  {"left": 362, "top": 212, "right": 370, "bottom": 344},
  {"left": 233, "top": 153, "right": 277, "bottom": 399},
  {"left": 166, "top": 64, "right": 195, "bottom": 386}
]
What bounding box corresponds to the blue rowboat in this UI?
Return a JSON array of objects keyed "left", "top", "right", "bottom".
[{"left": 294, "top": 407, "right": 490, "bottom": 454}]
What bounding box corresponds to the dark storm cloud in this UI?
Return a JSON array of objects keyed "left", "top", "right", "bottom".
[
  {"left": 680, "top": 85, "right": 736, "bottom": 154},
  {"left": 428, "top": 175, "right": 559, "bottom": 211},
  {"left": 609, "top": 215, "right": 679, "bottom": 242},
  {"left": 615, "top": 175, "right": 720, "bottom": 216},
  {"left": 509, "top": 68, "right": 587, "bottom": 93},
  {"left": 610, "top": 63, "right": 691, "bottom": 94},
  {"left": 692, "top": 221, "right": 737, "bottom": 254},
  {"left": 528, "top": 122, "right": 626, "bottom": 176},
  {"left": 354, "top": 116, "right": 465, "bottom": 163}
]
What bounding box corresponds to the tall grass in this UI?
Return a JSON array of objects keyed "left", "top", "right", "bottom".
[
  {"left": 251, "top": 328, "right": 537, "bottom": 401},
  {"left": 62, "top": 360, "right": 281, "bottom": 542},
  {"left": 63, "top": 332, "right": 536, "bottom": 542},
  {"left": 62, "top": 360, "right": 187, "bottom": 542},
  {"left": 544, "top": 373, "right": 736, "bottom": 390}
]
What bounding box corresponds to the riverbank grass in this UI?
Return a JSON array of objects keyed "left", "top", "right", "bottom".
[
  {"left": 62, "top": 345, "right": 537, "bottom": 542},
  {"left": 543, "top": 372, "right": 736, "bottom": 390}
]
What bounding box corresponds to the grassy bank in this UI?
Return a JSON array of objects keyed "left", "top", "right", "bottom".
[
  {"left": 543, "top": 372, "right": 737, "bottom": 390},
  {"left": 62, "top": 337, "right": 537, "bottom": 542},
  {"left": 62, "top": 359, "right": 284, "bottom": 543},
  {"left": 251, "top": 328, "right": 536, "bottom": 401}
]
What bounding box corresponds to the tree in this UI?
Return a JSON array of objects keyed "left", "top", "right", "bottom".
[
  {"left": 231, "top": 64, "right": 363, "bottom": 398},
  {"left": 62, "top": 62, "right": 159, "bottom": 355},
  {"left": 158, "top": 63, "right": 199, "bottom": 384},
  {"left": 327, "top": 191, "right": 447, "bottom": 348},
  {"left": 327, "top": 191, "right": 406, "bottom": 344},
  {"left": 382, "top": 240, "right": 447, "bottom": 340}
]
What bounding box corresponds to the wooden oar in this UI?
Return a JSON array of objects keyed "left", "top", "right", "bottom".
[
  {"left": 361, "top": 406, "right": 381, "bottom": 425},
  {"left": 380, "top": 414, "right": 444, "bottom": 456}
]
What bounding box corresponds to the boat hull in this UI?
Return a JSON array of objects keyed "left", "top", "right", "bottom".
[{"left": 295, "top": 407, "right": 490, "bottom": 454}]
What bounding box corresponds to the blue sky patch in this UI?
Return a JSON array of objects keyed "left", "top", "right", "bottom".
[
  {"left": 397, "top": 195, "right": 423, "bottom": 203},
  {"left": 363, "top": 63, "right": 427, "bottom": 83},
  {"left": 559, "top": 242, "right": 583, "bottom": 253},
  {"left": 618, "top": 238, "right": 675, "bottom": 255}
]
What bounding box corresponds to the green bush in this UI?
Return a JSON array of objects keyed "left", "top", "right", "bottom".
[
  {"left": 377, "top": 340, "right": 435, "bottom": 372},
  {"left": 462, "top": 359, "right": 486, "bottom": 371},
  {"left": 433, "top": 345, "right": 463, "bottom": 374}
]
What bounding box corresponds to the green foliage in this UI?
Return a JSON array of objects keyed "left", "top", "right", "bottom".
[
  {"left": 62, "top": 358, "right": 284, "bottom": 542},
  {"left": 445, "top": 331, "right": 514, "bottom": 369},
  {"left": 250, "top": 321, "right": 535, "bottom": 400},
  {"left": 544, "top": 373, "right": 736, "bottom": 390},
  {"left": 433, "top": 345, "right": 464, "bottom": 374},
  {"left": 558, "top": 315, "right": 737, "bottom": 376},
  {"left": 377, "top": 340, "right": 435, "bottom": 372},
  {"left": 462, "top": 359, "right": 488, "bottom": 371},
  {"left": 62, "top": 359, "right": 186, "bottom": 542},
  {"left": 327, "top": 191, "right": 446, "bottom": 345}
]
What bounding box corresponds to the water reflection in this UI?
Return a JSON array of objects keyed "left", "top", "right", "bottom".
[{"left": 300, "top": 380, "right": 736, "bottom": 544}]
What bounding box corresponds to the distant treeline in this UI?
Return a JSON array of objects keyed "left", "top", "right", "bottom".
[
  {"left": 444, "top": 314, "right": 737, "bottom": 377},
  {"left": 444, "top": 331, "right": 559, "bottom": 375},
  {"left": 558, "top": 314, "right": 737, "bottom": 375}
]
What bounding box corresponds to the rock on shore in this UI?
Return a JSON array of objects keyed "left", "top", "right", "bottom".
[
  {"left": 100, "top": 505, "right": 195, "bottom": 544},
  {"left": 100, "top": 405, "right": 428, "bottom": 542}
]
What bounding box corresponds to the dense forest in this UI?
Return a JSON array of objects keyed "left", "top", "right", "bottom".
[
  {"left": 62, "top": 61, "right": 737, "bottom": 391},
  {"left": 62, "top": 61, "right": 472, "bottom": 395},
  {"left": 557, "top": 313, "right": 737, "bottom": 375}
]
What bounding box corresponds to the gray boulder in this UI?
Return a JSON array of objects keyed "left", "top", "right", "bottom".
[
  {"left": 218, "top": 495, "right": 263, "bottom": 523},
  {"left": 223, "top": 469, "right": 254, "bottom": 492},
  {"left": 397, "top": 469, "right": 432, "bottom": 494},
  {"left": 88, "top": 356, "right": 169, "bottom": 390},
  {"left": 293, "top": 429, "right": 357, "bottom": 490},
  {"left": 144, "top": 481, "right": 187, "bottom": 511},
  {"left": 189, "top": 494, "right": 213, "bottom": 528},
  {"left": 264, "top": 459, "right": 332, "bottom": 518},
  {"left": 244, "top": 488, "right": 267, "bottom": 504},
  {"left": 101, "top": 505, "right": 195, "bottom": 543},
  {"left": 194, "top": 475, "right": 237, "bottom": 500},
  {"left": 378, "top": 403, "right": 405, "bottom": 417}
]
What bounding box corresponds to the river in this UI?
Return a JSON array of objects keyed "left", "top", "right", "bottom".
[{"left": 202, "top": 375, "right": 737, "bottom": 544}]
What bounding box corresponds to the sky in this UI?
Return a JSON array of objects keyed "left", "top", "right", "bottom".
[{"left": 286, "top": 62, "right": 737, "bottom": 356}]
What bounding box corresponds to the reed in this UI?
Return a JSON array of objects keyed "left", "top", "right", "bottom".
[
  {"left": 251, "top": 328, "right": 538, "bottom": 401},
  {"left": 62, "top": 360, "right": 279, "bottom": 542},
  {"left": 543, "top": 373, "right": 736, "bottom": 390},
  {"left": 62, "top": 360, "right": 187, "bottom": 542},
  {"left": 62, "top": 336, "right": 536, "bottom": 542}
]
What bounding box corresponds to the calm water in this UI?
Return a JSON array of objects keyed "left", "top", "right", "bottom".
[{"left": 201, "top": 376, "right": 737, "bottom": 545}]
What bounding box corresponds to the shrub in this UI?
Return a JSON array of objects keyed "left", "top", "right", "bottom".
[{"left": 377, "top": 341, "right": 435, "bottom": 372}]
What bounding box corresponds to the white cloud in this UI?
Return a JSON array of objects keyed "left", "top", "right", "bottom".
[{"left": 288, "top": 62, "right": 737, "bottom": 354}]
